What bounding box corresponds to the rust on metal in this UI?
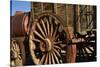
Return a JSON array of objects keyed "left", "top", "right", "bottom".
[{"left": 11, "top": 11, "right": 30, "bottom": 37}]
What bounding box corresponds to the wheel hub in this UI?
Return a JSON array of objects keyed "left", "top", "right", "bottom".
[{"left": 40, "top": 38, "right": 52, "bottom": 52}]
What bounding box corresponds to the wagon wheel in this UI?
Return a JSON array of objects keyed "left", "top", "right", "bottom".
[
  {"left": 76, "top": 30, "right": 96, "bottom": 62},
  {"left": 29, "top": 12, "right": 64, "bottom": 64},
  {"left": 10, "top": 39, "right": 26, "bottom": 66},
  {"left": 76, "top": 41, "right": 96, "bottom": 62}
]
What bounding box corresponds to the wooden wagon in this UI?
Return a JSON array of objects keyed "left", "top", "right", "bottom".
[{"left": 10, "top": 3, "right": 96, "bottom": 66}]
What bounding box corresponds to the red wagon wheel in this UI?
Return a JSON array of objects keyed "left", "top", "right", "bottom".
[{"left": 29, "top": 12, "right": 64, "bottom": 64}]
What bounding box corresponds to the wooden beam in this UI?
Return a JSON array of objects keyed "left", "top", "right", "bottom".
[{"left": 64, "top": 27, "right": 77, "bottom": 63}]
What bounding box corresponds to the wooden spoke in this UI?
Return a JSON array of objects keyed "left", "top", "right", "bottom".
[
  {"left": 54, "top": 19, "right": 59, "bottom": 25},
  {"left": 44, "top": 18, "right": 50, "bottom": 35},
  {"left": 81, "top": 48, "right": 85, "bottom": 56},
  {"left": 85, "top": 47, "right": 91, "bottom": 53},
  {"left": 80, "top": 48, "right": 84, "bottom": 56},
  {"left": 44, "top": 53, "right": 49, "bottom": 64},
  {"left": 15, "top": 43, "right": 20, "bottom": 53},
  {"left": 34, "top": 31, "right": 44, "bottom": 40},
  {"left": 12, "top": 41, "right": 20, "bottom": 53},
  {"left": 37, "top": 23, "right": 46, "bottom": 38},
  {"left": 41, "top": 19, "right": 47, "bottom": 36},
  {"left": 11, "top": 44, "right": 15, "bottom": 51},
  {"left": 54, "top": 41, "right": 62, "bottom": 45},
  {"left": 50, "top": 23, "right": 53, "bottom": 37},
  {"left": 33, "top": 38, "right": 41, "bottom": 43},
  {"left": 12, "top": 41, "right": 16, "bottom": 51},
  {"left": 55, "top": 34, "right": 59, "bottom": 41},
  {"left": 48, "top": 16, "right": 52, "bottom": 22},
  {"left": 83, "top": 48, "right": 89, "bottom": 56},
  {"left": 40, "top": 55, "right": 45, "bottom": 64},
  {"left": 86, "top": 47, "right": 94, "bottom": 53},
  {"left": 54, "top": 45, "right": 61, "bottom": 49},
  {"left": 48, "top": 52, "right": 51, "bottom": 64},
  {"left": 52, "top": 49, "right": 60, "bottom": 64},
  {"left": 53, "top": 48, "right": 61, "bottom": 57},
  {"left": 51, "top": 51, "right": 55, "bottom": 64},
  {"left": 82, "top": 48, "right": 85, "bottom": 54},
  {"left": 53, "top": 26, "right": 58, "bottom": 39}
]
